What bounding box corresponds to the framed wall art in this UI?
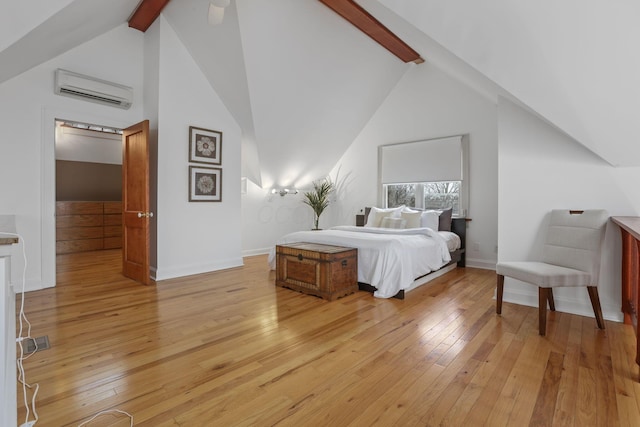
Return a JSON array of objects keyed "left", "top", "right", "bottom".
[
  {"left": 189, "top": 126, "right": 222, "bottom": 165},
  {"left": 189, "top": 166, "right": 222, "bottom": 202}
]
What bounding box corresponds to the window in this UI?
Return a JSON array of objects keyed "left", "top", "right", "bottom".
[
  {"left": 386, "top": 183, "right": 415, "bottom": 208},
  {"left": 424, "top": 181, "right": 460, "bottom": 212},
  {"left": 380, "top": 135, "right": 468, "bottom": 216},
  {"left": 386, "top": 181, "right": 461, "bottom": 214}
]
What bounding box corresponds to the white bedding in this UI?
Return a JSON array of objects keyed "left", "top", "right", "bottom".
[{"left": 268, "top": 225, "right": 458, "bottom": 298}]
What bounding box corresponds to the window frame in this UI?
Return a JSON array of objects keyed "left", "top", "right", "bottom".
[
  {"left": 384, "top": 181, "right": 462, "bottom": 215},
  {"left": 378, "top": 135, "right": 469, "bottom": 217}
]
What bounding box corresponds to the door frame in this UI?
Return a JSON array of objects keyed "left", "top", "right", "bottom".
[{"left": 42, "top": 108, "right": 137, "bottom": 288}]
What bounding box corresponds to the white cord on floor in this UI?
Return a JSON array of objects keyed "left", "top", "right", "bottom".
[
  {"left": 77, "top": 409, "right": 134, "bottom": 426},
  {"left": 1, "top": 231, "right": 39, "bottom": 426},
  {"left": 3, "top": 230, "right": 135, "bottom": 426}
]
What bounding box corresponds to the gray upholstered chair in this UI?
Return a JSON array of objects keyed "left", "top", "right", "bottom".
[{"left": 496, "top": 209, "right": 609, "bottom": 335}]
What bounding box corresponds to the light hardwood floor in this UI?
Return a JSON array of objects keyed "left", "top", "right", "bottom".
[{"left": 17, "top": 250, "right": 640, "bottom": 426}]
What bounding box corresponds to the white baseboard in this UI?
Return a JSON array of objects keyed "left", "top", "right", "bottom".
[
  {"left": 242, "top": 247, "right": 271, "bottom": 257},
  {"left": 153, "top": 257, "right": 244, "bottom": 281},
  {"left": 501, "top": 287, "right": 624, "bottom": 323},
  {"left": 465, "top": 258, "right": 496, "bottom": 270},
  {"left": 463, "top": 262, "right": 624, "bottom": 323},
  {"left": 13, "top": 278, "right": 52, "bottom": 293}
]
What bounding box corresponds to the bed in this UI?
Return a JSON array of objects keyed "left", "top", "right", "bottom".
[{"left": 268, "top": 208, "right": 466, "bottom": 299}]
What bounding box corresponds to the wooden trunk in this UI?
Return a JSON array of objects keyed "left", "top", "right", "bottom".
[{"left": 276, "top": 242, "right": 358, "bottom": 301}]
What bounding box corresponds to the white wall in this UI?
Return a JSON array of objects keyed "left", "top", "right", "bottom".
[
  {"left": 241, "top": 180, "right": 314, "bottom": 256},
  {"left": 55, "top": 126, "right": 122, "bottom": 164},
  {"left": 152, "top": 16, "right": 243, "bottom": 279},
  {"left": 242, "top": 62, "right": 500, "bottom": 268},
  {"left": 0, "top": 16, "right": 245, "bottom": 287},
  {"left": 497, "top": 98, "right": 640, "bottom": 322},
  {"left": 0, "top": 24, "right": 144, "bottom": 290},
  {"left": 326, "top": 63, "right": 499, "bottom": 268}
]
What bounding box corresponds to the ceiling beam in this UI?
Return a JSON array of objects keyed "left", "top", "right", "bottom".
[
  {"left": 319, "top": 0, "right": 424, "bottom": 64},
  {"left": 128, "top": 0, "right": 172, "bottom": 32}
]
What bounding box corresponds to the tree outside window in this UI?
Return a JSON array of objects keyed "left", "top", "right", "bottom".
[
  {"left": 387, "top": 184, "right": 415, "bottom": 208},
  {"left": 424, "top": 181, "right": 460, "bottom": 212},
  {"left": 386, "top": 181, "right": 461, "bottom": 215}
]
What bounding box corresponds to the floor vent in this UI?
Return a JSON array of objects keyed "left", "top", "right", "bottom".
[{"left": 23, "top": 336, "right": 50, "bottom": 354}]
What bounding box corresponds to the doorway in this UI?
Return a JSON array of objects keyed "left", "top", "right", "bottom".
[
  {"left": 43, "top": 112, "right": 154, "bottom": 287},
  {"left": 53, "top": 120, "right": 123, "bottom": 269}
]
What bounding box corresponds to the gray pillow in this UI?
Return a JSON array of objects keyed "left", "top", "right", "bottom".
[{"left": 438, "top": 208, "right": 453, "bottom": 231}]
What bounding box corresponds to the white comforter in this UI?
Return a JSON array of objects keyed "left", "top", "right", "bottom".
[{"left": 268, "top": 226, "right": 452, "bottom": 298}]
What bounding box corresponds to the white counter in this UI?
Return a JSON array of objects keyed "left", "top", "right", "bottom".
[
  {"left": 0, "top": 215, "right": 18, "bottom": 255},
  {"left": 0, "top": 215, "right": 17, "bottom": 427},
  {"left": 1, "top": 257, "right": 16, "bottom": 427}
]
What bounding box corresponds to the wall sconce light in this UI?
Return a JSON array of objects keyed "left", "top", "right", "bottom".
[{"left": 271, "top": 188, "right": 299, "bottom": 197}]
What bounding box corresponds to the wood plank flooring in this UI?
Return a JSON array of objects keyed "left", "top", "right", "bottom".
[{"left": 16, "top": 250, "right": 640, "bottom": 426}]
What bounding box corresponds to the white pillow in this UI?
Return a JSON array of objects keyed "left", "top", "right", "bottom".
[
  {"left": 401, "top": 210, "right": 422, "bottom": 228},
  {"left": 380, "top": 217, "right": 406, "bottom": 229},
  {"left": 402, "top": 206, "right": 420, "bottom": 213},
  {"left": 365, "top": 206, "right": 404, "bottom": 227},
  {"left": 420, "top": 210, "right": 440, "bottom": 230}
]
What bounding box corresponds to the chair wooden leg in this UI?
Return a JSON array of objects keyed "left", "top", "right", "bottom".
[
  {"left": 587, "top": 286, "right": 605, "bottom": 330},
  {"left": 547, "top": 288, "right": 556, "bottom": 311},
  {"left": 496, "top": 274, "right": 504, "bottom": 315},
  {"left": 538, "top": 288, "right": 547, "bottom": 336}
]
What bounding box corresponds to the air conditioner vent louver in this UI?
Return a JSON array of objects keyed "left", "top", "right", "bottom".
[
  {"left": 54, "top": 69, "right": 133, "bottom": 109},
  {"left": 58, "top": 87, "right": 124, "bottom": 105}
]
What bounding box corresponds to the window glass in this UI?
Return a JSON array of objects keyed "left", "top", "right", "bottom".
[
  {"left": 387, "top": 184, "right": 415, "bottom": 208},
  {"left": 424, "top": 181, "right": 460, "bottom": 213},
  {"left": 385, "top": 181, "right": 461, "bottom": 215}
]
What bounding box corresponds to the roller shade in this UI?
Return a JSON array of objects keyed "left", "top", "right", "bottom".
[{"left": 380, "top": 136, "right": 463, "bottom": 184}]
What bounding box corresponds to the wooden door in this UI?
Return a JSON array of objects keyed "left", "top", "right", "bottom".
[{"left": 122, "top": 120, "right": 152, "bottom": 285}]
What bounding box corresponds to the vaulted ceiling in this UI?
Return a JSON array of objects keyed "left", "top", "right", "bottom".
[
  {"left": 2, "top": 0, "right": 638, "bottom": 190},
  {"left": 380, "top": 0, "right": 640, "bottom": 168},
  {"left": 162, "top": 0, "right": 416, "bottom": 188}
]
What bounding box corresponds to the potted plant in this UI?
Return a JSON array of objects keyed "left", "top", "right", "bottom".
[{"left": 303, "top": 178, "right": 335, "bottom": 230}]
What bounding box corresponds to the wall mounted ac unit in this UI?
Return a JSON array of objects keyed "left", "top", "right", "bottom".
[{"left": 54, "top": 69, "right": 133, "bottom": 109}]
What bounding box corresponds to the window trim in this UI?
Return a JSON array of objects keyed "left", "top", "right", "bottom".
[
  {"left": 384, "top": 181, "right": 462, "bottom": 215},
  {"left": 378, "top": 135, "right": 469, "bottom": 217}
]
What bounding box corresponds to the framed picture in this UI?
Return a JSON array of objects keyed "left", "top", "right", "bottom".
[
  {"left": 189, "top": 166, "right": 222, "bottom": 202},
  {"left": 189, "top": 126, "right": 222, "bottom": 165}
]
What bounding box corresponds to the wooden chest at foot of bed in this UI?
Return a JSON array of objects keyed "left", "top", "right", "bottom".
[{"left": 275, "top": 242, "right": 358, "bottom": 301}]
